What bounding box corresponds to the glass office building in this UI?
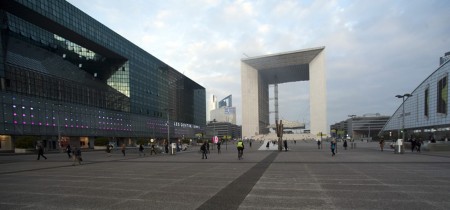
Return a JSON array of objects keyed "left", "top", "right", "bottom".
[
  {"left": 0, "top": 0, "right": 206, "bottom": 151},
  {"left": 380, "top": 52, "right": 450, "bottom": 141}
]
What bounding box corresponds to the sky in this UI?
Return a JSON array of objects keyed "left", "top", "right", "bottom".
[{"left": 67, "top": 0, "right": 450, "bottom": 129}]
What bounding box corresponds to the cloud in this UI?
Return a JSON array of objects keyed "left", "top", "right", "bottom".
[{"left": 67, "top": 0, "right": 450, "bottom": 128}]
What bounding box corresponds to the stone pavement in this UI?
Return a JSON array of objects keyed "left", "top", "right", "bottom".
[{"left": 1, "top": 141, "right": 450, "bottom": 210}]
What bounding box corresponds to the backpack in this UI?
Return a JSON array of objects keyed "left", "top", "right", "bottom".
[{"left": 201, "top": 144, "right": 205, "bottom": 151}]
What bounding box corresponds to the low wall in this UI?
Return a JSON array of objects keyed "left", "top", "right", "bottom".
[{"left": 426, "top": 142, "right": 450, "bottom": 151}]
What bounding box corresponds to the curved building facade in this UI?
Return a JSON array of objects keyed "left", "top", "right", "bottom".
[
  {"left": 0, "top": 0, "right": 206, "bottom": 151},
  {"left": 380, "top": 52, "right": 450, "bottom": 140}
]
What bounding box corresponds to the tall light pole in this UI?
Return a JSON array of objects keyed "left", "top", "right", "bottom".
[
  {"left": 54, "top": 103, "right": 62, "bottom": 151},
  {"left": 348, "top": 115, "right": 356, "bottom": 140},
  {"left": 348, "top": 114, "right": 356, "bottom": 149},
  {"left": 165, "top": 108, "right": 174, "bottom": 146},
  {"left": 395, "top": 94, "right": 412, "bottom": 141}
]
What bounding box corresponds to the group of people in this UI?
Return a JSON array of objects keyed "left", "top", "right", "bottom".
[
  {"left": 200, "top": 139, "right": 247, "bottom": 160},
  {"left": 65, "top": 144, "right": 82, "bottom": 165},
  {"left": 36, "top": 144, "right": 82, "bottom": 166},
  {"left": 409, "top": 138, "right": 423, "bottom": 152},
  {"left": 265, "top": 140, "right": 289, "bottom": 151}
]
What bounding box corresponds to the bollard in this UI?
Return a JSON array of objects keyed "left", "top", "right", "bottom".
[
  {"left": 394, "top": 139, "right": 404, "bottom": 154},
  {"left": 171, "top": 143, "right": 176, "bottom": 155}
]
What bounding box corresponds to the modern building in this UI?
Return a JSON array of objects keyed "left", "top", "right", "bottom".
[
  {"left": 380, "top": 52, "right": 450, "bottom": 141},
  {"left": 241, "top": 47, "right": 327, "bottom": 139},
  {"left": 0, "top": 0, "right": 205, "bottom": 151},
  {"left": 331, "top": 113, "right": 390, "bottom": 141},
  {"left": 206, "top": 121, "right": 241, "bottom": 141},
  {"left": 210, "top": 94, "right": 236, "bottom": 124}
]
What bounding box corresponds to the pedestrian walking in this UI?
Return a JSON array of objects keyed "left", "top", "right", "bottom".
[
  {"left": 416, "top": 138, "right": 422, "bottom": 152},
  {"left": 217, "top": 141, "right": 221, "bottom": 154},
  {"left": 379, "top": 139, "right": 385, "bottom": 151},
  {"left": 72, "top": 146, "right": 82, "bottom": 166},
  {"left": 139, "top": 144, "right": 144, "bottom": 157},
  {"left": 410, "top": 138, "right": 416, "bottom": 152},
  {"left": 343, "top": 139, "right": 348, "bottom": 150},
  {"left": 331, "top": 141, "right": 336, "bottom": 156},
  {"left": 201, "top": 141, "right": 208, "bottom": 159},
  {"left": 36, "top": 144, "right": 47, "bottom": 160},
  {"left": 249, "top": 140, "right": 252, "bottom": 148},
  {"left": 164, "top": 140, "right": 169, "bottom": 154},
  {"left": 106, "top": 144, "right": 112, "bottom": 157},
  {"left": 266, "top": 141, "right": 270, "bottom": 149},
  {"left": 283, "top": 140, "right": 288, "bottom": 151},
  {"left": 150, "top": 143, "right": 157, "bottom": 155},
  {"left": 66, "top": 144, "right": 72, "bottom": 159},
  {"left": 121, "top": 143, "right": 126, "bottom": 156},
  {"left": 206, "top": 141, "right": 210, "bottom": 154},
  {"left": 317, "top": 140, "right": 321, "bottom": 149}
]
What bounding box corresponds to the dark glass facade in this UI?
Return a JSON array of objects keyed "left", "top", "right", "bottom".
[{"left": 0, "top": 0, "right": 206, "bottom": 150}]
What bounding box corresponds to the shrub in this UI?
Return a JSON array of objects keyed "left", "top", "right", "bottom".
[
  {"left": 136, "top": 138, "right": 148, "bottom": 145},
  {"left": 15, "top": 136, "right": 37, "bottom": 148},
  {"left": 94, "top": 137, "right": 109, "bottom": 146}
]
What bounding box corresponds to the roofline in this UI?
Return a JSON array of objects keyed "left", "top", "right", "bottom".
[{"left": 241, "top": 46, "right": 325, "bottom": 62}]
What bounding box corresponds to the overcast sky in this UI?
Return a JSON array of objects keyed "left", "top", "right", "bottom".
[{"left": 67, "top": 0, "right": 450, "bottom": 129}]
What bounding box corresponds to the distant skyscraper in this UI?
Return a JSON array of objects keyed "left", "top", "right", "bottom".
[
  {"left": 210, "top": 95, "right": 236, "bottom": 124},
  {"left": 207, "top": 94, "right": 217, "bottom": 121},
  {"left": 218, "top": 95, "right": 232, "bottom": 108}
]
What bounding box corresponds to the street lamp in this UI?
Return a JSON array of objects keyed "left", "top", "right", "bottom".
[
  {"left": 53, "top": 103, "right": 62, "bottom": 151},
  {"left": 165, "top": 108, "right": 174, "bottom": 153},
  {"left": 395, "top": 94, "right": 413, "bottom": 141},
  {"left": 348, "top": 114, "right": 357, "bottom": 150},
  {"left": 348, "top": 115, "right": 356, "bottom": 139}
]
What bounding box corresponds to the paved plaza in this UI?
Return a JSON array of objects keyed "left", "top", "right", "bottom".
[{"left": 1, "top": 141, "right": 450, "bottom": 210}]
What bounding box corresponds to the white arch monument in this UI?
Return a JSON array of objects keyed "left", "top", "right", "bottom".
[{"left": 241, "top": 47, "right": 327, "bottom": 139}]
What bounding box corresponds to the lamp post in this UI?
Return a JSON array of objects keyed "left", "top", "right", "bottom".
[
  {"left": 395, "top": 94, "right": 412, "bottom": 141},
  {"left": 348, "top": 115, "right": 356, "bottom": 149},
  {"left": 348, "top": 115, "right": 356, "bottom": 140},
  {"left": 53, "top": 103, "right": 62, "bottom": 151},
  {"left": 165, "top": 108, "right": 174, "bottom": 153},
  {"left": 211, "top": 119, "right": 216, "bottom": 151}
]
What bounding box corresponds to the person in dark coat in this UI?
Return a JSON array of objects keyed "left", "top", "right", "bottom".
[
  {"left": 201, "top": 141, "right": 208, "bottom": 159},
  {"left": 217, "top": 141, "right": 221, "bottom": 154},
  {"left": 72, "top": 146, "right": 82, "bottom": 166},
  {"left": 138, "top": 144, "right": 144, "bottom": 157},
  {"left": 164, "top": 140, "right": 169, "bottom": 154},
  {"left": 343, "top": 140, "right": 348, "bottom": 150},
  {"left": 66, "top": 144, "right": 72, "bottom": 159},
  {"left": 266, "top": 141, "right": 270, "bottom": 149},
  {"left": 283, "top": 140, "right": 288, "bottom": 151},
  {"left": 37, "top": 144, "right": 47, "bottom": 160}
]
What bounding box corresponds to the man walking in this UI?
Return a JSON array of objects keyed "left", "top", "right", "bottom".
[
  {"left": 150, "top": 143, "right": 157, "bottom": 155},
  {"left": 37, "top": 144, "right": 47, "bottom": 160},
  {"left": 72, "top": 146, "right": 82, "bottom": 166},
  {"left": 201, "top": 141, "right": 208, "bottom": 159},
  {"left": 217, "top": 141, "right": 221, "bottom": 154},
  {"left": 121, "top": 143, "right": 126, "bottom": 156}
]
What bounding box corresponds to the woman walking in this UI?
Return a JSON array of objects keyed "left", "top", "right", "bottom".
[{"left": 330, "top": 140, "right": 336, "bottom": 156}]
